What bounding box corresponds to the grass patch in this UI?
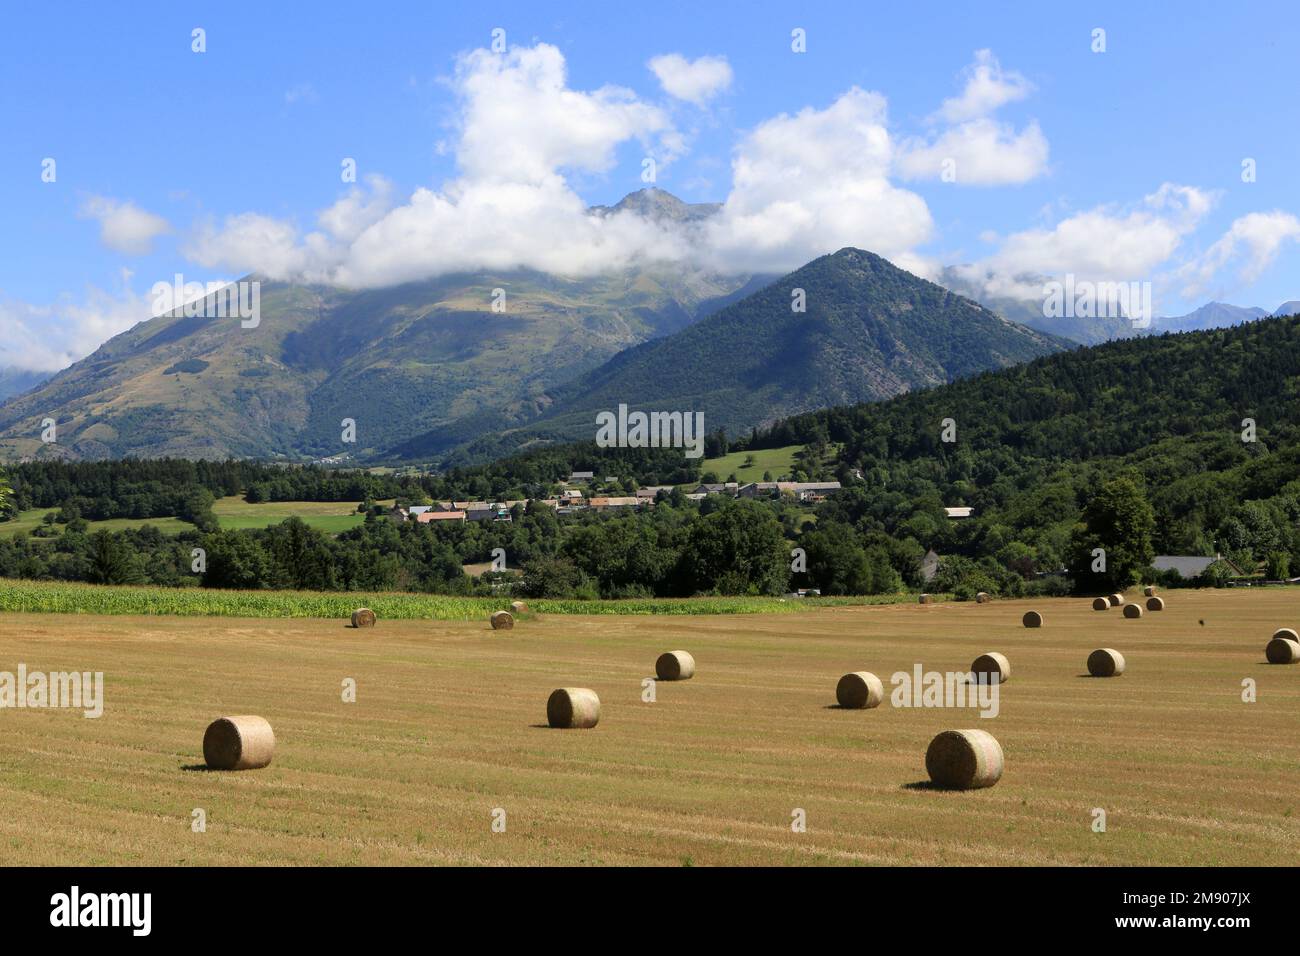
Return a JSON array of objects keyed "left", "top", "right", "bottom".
[
  {"left": 0, "top": 578, "right": 911, "bottom": 619},
  {"left": 212, "top": 496, "right": 396, "bottom": 533},
  {"left": 700, "top": 444, "right": 804, "bottom": 482},
  {"left": 0, "top": 509, "right": 194, "bottom": 537}
]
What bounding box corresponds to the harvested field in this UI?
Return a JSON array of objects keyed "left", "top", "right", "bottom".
[{"left": 0, "top": 589, "right": 1295, "bottom": 866}]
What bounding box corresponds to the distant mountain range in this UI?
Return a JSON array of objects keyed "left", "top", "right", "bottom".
[
  {"left": 0, "top": 367, "right": 50, "bottom": 404},
  {"left": 1151, "top": 302, "right": 1269, "bottom": 333},
  {"left": 937, "top": 267, "right": 1139, "bottom": 345},
  {"left": 419, "top": 248, "right": 1065, "bottom": 463},
  {"left": 0, "top": 265, "right": 754, "bottom": 461},
  {"left": 0, "top": 186, "right": 1292, "bottom": 464}
]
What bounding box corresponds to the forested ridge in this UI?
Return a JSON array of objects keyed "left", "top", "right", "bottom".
[{"left": 1, "top": 315, "right": 1297, "bottom": 598}]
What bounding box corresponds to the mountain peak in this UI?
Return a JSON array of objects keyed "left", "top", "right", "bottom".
[
  {"left": 1272, "top": 299, "right": 1300, "bottom": 317},
  {"left": 589, "top": 188, "right": 721, "bottom": 224}
]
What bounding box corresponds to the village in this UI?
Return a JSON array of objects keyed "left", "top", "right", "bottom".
[{"left": 385, "top": 471, "right": 846, "bottom": 525}]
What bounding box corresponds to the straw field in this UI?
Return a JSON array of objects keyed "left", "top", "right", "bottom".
[{"left": 0, "top": 588, "right": 1295, "bottom": 865}]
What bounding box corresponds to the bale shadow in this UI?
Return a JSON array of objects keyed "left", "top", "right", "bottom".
[
  {"left": 901, "top": 780, "right": 945, "bottom": 791},
  {"left": 180, "top": 763, "right": 217, "bottom": 772}
]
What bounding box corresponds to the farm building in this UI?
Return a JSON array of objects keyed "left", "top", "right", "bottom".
[
  {"left": 588, "top": 496, "right": 640, "bottom": 511},
  {"left": 636, "top": 485, "right": 674, "bottom": 499},
  {"left": 417, "top": 510, "right": 465, "bottom": 524}
]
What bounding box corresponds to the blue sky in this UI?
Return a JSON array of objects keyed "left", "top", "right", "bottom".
[{"left": 3, "top": 0, "right": 1298, "bottom": 370}]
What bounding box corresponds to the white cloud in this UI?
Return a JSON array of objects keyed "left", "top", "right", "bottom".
[
  {"left": 184, "top": 175, "right": 398, "bottom": 280},
  {"left": 189, "top": 43, "right": 690, "bottom": 286},
  {"left": 704, "top": 87, "right": 933, "bottom": 273},
  {"left": 185, "top": 211, "right": 316, "bottom": 279},
  {"left": 953, "top": 184, "right": 1216, "bottom": 302},
  {"left": 179, "top": 57, "right": 937, "bottom": 285},
  {"left": 1179, "top": 211, "right": 1300, "bottom": 298},
  {"left": 897, "top": 118, "right": 1049, "bottom": 185},
  {"left": 935, "top": 49, "right": 1032, "bottom": 123},
  {"left": 0, "top": 273, "right": 151, "bottom": 372},
  {"left": 647, "top": 53, "right": 733, "bottom": 106},
  {"left": 898, "top": 51, "right": 1047, "bottom": 185},
  {"left": 78, "top": 196, "right": 171, "bottom": 255}
]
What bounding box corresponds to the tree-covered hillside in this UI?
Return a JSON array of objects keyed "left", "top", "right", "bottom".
[{"left": 397, "top": 247, "right": 1064, "bottom": 462}]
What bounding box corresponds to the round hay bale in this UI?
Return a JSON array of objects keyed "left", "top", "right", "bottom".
[
  {"left": 975, "top": 591, "right": 991, "bottom": 604},
  {"left": 489, "top": 610, "right": 514, "bottom": 630},
  {"left": 918, "top": 593, "right": 933, "bottom": 605},
  {"left": 546, "top": 688, "right": 600, "bottom": 728},
  {"left": 350, "top": 607, "right": 376, "bottom": 628},
  {"left": 1123, "top": 603, "right": 1143, "bottom": 619},
  {"left": 1143, "top": 585, "right": 1156, "bottom": 597},
  {"left": 203, "top": 715, "right": 275, "bottom": 771},
  {"left": 1091, "top": 597, "right": 1109, "bottom": 611},
  {"left": 925, "top": 729, "right": 1003, "bottom": 790},
  {"left": 1146, "top": 596, "right": 1165, "bottom": 611},
  {"left": 1022, "top": 610, "right": 1043, "bottom": 628},
  {"left": 655, "top": 650, "right": 696, "bottom": 681},
  {"left": 1108, "top": 593, "right": 1125, "bottom": 607},
  {"left": 1087, "top": 648, "right": 1126, "bottom": 677},
  {"left": 510, "top": 600, "right": 530, "bottom": 614},
  {"left": 1265, "top": 637, "right": 1300, "bottom": 664},
  {"left": 1272, "top": 627, "right": 1299, "bottom": 643},
  {"left": 970, "top": 652, "right": 1010, "bottom": 684},
  {"left": 835, "top": 671, "right": 884, "bottom": 709}
]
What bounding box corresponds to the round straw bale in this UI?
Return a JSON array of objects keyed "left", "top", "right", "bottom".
[
  {"left": 1265, "top": 637, "right": 1300, "bottom": 664},
  {"left": 970, "top": 652, "right": 1010, "bottom": 684},
  {"left": 1146, "top": 596, "right": 1165, "bottom": 611},
  {"left": 1091, "top": 597, "right": 1109, "bottom": 611},
  {"left": 510, "top": 600, "right": 529, "bottom": 614},
  {"left": 1087, "top": 648, "right": 1126, "bottom": 677},
  {"left": 1143, "top": 585, "right": 1156, "bottom": 597},
  {"left": 203, "top": 715, "right": 275, "bottom": 771},
  {"left": 546, "top": 688, "right": 600, "bottom": 728},
  {"left": 1123, "top": 603, "right": 1143, "bottom": 619},
  {"left": 918, "top": 593, "right": 932, "bottom": 604},
  {"left": 1022, "top": 610, "right": 1043, "bottom": 628},
  {"left": 836, "top": 671, "right": 884, "bottom": 709},
  {"left": 490, "top": 610, "right": 514, "bottom": 630},
  {"left": 975, "top": 591, "right": 991, "bottom": 604},
  {"left": 655, "top": 650, "right": 696, "bottom": 681},
  {"left": 1272, "top": 627, "right": 1299, "bottom": 643},
  {"left": 1108, "top": 593, "right": 1125, "bottom": 607},
  {"left": 925, "top": 729, "right": 1003, "bottom": 790},
  {"left": 350, "top": 607, "right": 376, "bottom": 628}
]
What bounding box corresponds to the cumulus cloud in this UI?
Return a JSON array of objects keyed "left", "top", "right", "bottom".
[
  {"left": 647, "top": 53, "right": 733, "bottom": 105},
  {"left": 897, "top": 118, "right": 1049, "bottom": 185},
  {"left": 179, "top": 49, "right": 939, "bottom": 286},
  {"left": 704, "top": 87, "right": 933, "bottom": 273},
  {"left": 935, "top": 49, "right": 1032, "bottom": 123},
  {"left": 1179, "top": 211, "right": 1300, "bottom": 298},
  {"left": 0, "top": 273, "right": 152, "bottom": 372},
  {"left": 952, "top": 183, "right": 1216, "bottom": 302},
  {"left": 898, "top": 50, "right": 1047, "bottom": 186},
  {"left": 78, "top": 196, "right": 171, "bottom": 255},
  {"left": 189, "top": 43, "right": 689, "bottom": 286}
]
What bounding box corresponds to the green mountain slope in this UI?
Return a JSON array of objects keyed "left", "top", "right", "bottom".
[
  {"left": 0, "top": 265, "right": 751, "bottom": 461},
  {"left": 427, "top": 248, "right": 1066, "bottom": 463}
]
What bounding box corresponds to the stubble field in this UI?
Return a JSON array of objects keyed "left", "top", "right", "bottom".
[{"left": 0, "top": 588, "right": 1296, "bottom": 866}]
